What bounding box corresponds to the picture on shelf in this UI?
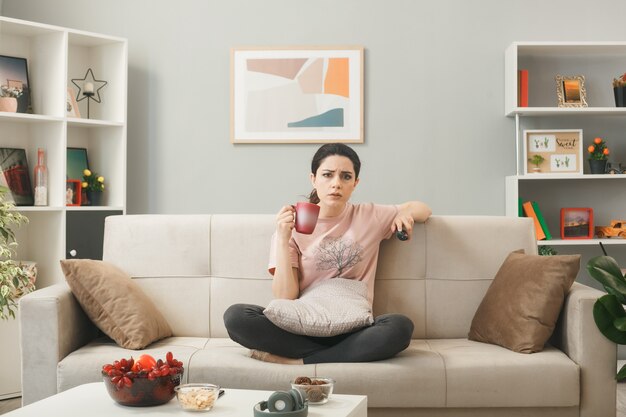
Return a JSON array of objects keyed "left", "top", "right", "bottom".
[
  {"left": 0, "top": 55, "right": 31, "bottom": 113},
  {"left": 66, "top": 180, "right": 82, "bottom": 206},
  {"left": 231, "top": 46, "right": 363, "bottom": 143},
  {"left": 560, "top": 207, "right": 594, "bottom": 239},
  {"left": 0, "top": 148, "right": 33, "bottom": 206},
  {"left": 66, "top": 148, "right": 89, "bottom": 206},
  {"left": 556, "top": 75, "right": 588, "bottom": 108},
  {"left": 523, "top": 129, "right": 583, "bottom": 175},
  {"left": 66, "top": 87, "right": 81, "bottom": 118}
]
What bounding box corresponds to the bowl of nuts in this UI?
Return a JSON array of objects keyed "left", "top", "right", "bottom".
[
  {"left": 175, "top": 383, "right": 220, "bottom": 411},
  {"left": 291, "top": 376, "right": 334, "bottom": 405}
]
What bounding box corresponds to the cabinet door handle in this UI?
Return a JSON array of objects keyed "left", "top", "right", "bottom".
[{"left": 68, "top": 249, "right": 77, "bottom": 258}]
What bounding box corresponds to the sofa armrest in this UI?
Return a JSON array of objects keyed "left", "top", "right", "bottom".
[
  {"left": 551, "top": 281, "right": 616, "bottom": 417},
  {"left": 19, "top": 283, "right": 100, "bottom": 405}
]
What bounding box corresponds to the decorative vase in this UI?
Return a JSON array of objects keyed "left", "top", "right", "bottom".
[
  {"left": 589, "top": 159, "right": 608, "bottom": 174},
  {"left": 0, "top": 97, "right": 18, "bottom": 112},
  {"left": 85, "top": 190, "right": 103, "bottom": 206},
  {"left": 614, "top": 86, "right": 626, "bottom": 107}
]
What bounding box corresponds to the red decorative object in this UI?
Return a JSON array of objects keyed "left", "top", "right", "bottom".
[
  {"left": 518, "top": 69, "right": 529, "bottom": 107},
  {"left": 560, "top": 208, "right": 594, "bottom": 239},
  {"left": 65, "top": 180, "right": 82, "bottom": 206}
]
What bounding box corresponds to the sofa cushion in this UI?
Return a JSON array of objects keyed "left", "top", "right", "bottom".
[
  {"left": 60, "top": 259, "right": 172, "bottom": 349},
  {"left": 425, "top": 339, "right": 579, "bottom": 407},
  {"left": 468, "top": 251, "right": 580, "bottom": 353},
  {"left": 263, "top": 278, "right": 373, "bottom": 336},
  {"left": 187, "top": 339, "right": 447, "bottom": 408},
  {"left": 58, "top": 337, "right": 578, "bottom": 409},
  {"left": 57, "top": 336, "right": 202, "bottom": 392}
]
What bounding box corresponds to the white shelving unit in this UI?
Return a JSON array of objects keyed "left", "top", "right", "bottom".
[
  {"left": 505, "top": 41, "right": 626, "bottom": 247},
  {"left": 0, "top": 16, "right": 127, "bottom": 399}
]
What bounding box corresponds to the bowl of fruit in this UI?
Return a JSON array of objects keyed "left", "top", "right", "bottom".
[
  {"left": 102, "top": 352, "right": 184, "bottom": 407},
  {"left": 291, "top": 376, "right": 334, "bottom": 405}
]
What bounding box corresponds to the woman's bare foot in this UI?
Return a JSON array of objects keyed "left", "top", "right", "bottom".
[{"left": 250, "top": 350, "right": 304, "bottom": 365}]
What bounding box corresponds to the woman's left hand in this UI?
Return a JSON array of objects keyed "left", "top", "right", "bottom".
[
  {"left": 391, "top": 201, "right": 431, "bottom": 240},
  {"left": 391, "top": 213, "right": 415, "bottom": 239}
]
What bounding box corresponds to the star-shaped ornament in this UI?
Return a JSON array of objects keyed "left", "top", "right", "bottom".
[{"left": 71, "top": 68, "right": 107, "bottom": 103}]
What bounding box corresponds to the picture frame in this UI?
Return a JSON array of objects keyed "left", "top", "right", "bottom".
[
  {"left": 66, "top": 179, "right": 82, "bottom": 206},
  {"left": 66, "top": 147, "right": 89, "bottom": 206},
  {"left": 0, "top": 148, "right": 33, "bottom": 206},
  {"left": 560, "top": 207, "right": 594, "bottom": 239},
  {"left": 66, "top": 147, "right": 89, "bottom": 180},
  {"left": 556, "top": 75, "right": 588, "bottom": 108},
  {"left": 231, "top": 46, "right": 364, "bottom": 144},
  {"left": 523, "top": 129, "right": 583, "bottom": 175},
  {"left": 66, "top": 87, "right": 81, "bottom": 118},
  {"left": 0, "top": 55, "right": 32, "bottom": 113}
]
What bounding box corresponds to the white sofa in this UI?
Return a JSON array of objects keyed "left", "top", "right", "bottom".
[{"left": 20, "top": 214, "right": 616, "bottom": 416}]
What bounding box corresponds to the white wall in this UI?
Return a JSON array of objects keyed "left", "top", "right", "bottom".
[
  {"left": 3, "top": 1, "right": 626, "bottom": 273},
  {"left": 5, "top": 0, "right": 626, "bottom": 354},
  {"left": 2, "top": 0, "right": 625, "bottom": 216}
]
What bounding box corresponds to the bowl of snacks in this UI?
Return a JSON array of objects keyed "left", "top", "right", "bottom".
[
  {"left": 175, "top": 383, "right": 220, "bottom": 411},
  {"left": 102, "top": 351, "right": 184, "bottom": 407},
  {"left": 291, "top": 376, "right": 334, "bottom": 405}
]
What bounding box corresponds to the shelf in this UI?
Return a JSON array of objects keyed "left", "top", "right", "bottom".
[
  {"left": 66, "top": 206, "right": 124, "bottom": 211},
  {"left": 538, "top": 239, "right": 626, "bottom": 246},
  {"left": 12, "top": 206, "right": 64, "bottom": 212},
  {"left": 0, "top": 113, "right": 63, "bottom": 123},
  {"left": 508, "top": 174, "right": 626, "bottom": 180},
  {"left": 507, "top": 107, "right": 626, "bottom": 117},
  {"left": 67, "top": 118, "right": 124, "bottom": 128}
]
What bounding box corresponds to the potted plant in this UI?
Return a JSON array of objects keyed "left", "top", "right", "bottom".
[
  {"left": 528, "top": 154, "right": 545, "bottom": 173},
  {"left": 81, "top": 169, "right": 105, "bottom": 206},
  {"left": 0, "top": 85, "right": 23, "bottom": 113},
  {"left": 587, "top": 137, "right": 609, "bottom": 174},
  {"left": 587, "top": 255, "right": 626, "bottom": 380},
  {"left": 0, "top": 185, "right": 33, "bottom": 320},
  {"left": 613, "top": 72, "right": 626, "bottom": 107}
]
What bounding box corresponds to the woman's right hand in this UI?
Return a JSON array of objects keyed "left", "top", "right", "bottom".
[{"left": 276, "top": 205, "right": 296, "bottom": 241}]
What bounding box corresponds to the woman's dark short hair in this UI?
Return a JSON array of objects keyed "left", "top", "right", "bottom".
[{"left": 308, "top": 143, "right": 361, "bottom": 204}]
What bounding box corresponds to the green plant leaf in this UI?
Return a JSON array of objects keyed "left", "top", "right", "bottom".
[
  {"left": 615, "top": 317, "right": 626, "bottom": 331},
  {"left": 618, "top": 364, "right": 626, "bottom": 381},
  {"left": 593, "top": 295, "right": 626, "bottom": 344},
  {"left": 587, "top": 256, "right": 626, "bottom": 303}
]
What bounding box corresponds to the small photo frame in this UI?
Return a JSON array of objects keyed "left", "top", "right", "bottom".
[
  {"left": 0, "top": 147, "right": 33, "bottom": 206},
  {"left": 523, "top": 129, "right": 583, "bottom": 175},
  {"left": 66, "top": 179, "right": 82, "bottom": 206},
  {"left": 0, "top": 55, "right": 32, "bottom": 113},
  {"left": 561, "top": 207, "right": 594, "bottom": 239},
  {"left": 556, "top": 75, "right": 588, "bottom": 108},
  {"left": 66, "top": 87, "right": 81, "bottom": 118}
]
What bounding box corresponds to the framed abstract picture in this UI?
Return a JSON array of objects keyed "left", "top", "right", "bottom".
[
  {"left": 0, "top": 148, "right": 33, "bottom": 206},
  {"left": 231, "top": 46, "right": 363, "bottom": 144}
]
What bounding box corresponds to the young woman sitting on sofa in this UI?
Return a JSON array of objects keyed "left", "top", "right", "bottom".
[{"left": 224, "top": 143, "right": 431, "bottom": 364}]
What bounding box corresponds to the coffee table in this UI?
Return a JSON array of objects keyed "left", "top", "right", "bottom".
[{"left": 5, "top": 382, "right": 367, "bottom": 416}]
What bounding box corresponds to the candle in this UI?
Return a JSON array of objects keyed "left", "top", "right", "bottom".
[{"left": 84, "top": 82, "right": 94, "bottom": 94}]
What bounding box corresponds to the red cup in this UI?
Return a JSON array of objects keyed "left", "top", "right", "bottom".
[{"left": 294, "top": 202, "right": 320, "bottom": 234}]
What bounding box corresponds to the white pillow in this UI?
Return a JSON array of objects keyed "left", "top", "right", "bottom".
[{"left": 263, "top": 278, "right": 374, "bottom": 337}]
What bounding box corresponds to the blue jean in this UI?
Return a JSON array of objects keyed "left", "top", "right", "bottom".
[{"left": 223, "top": 304, "right": 414, "bottom": 364}]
